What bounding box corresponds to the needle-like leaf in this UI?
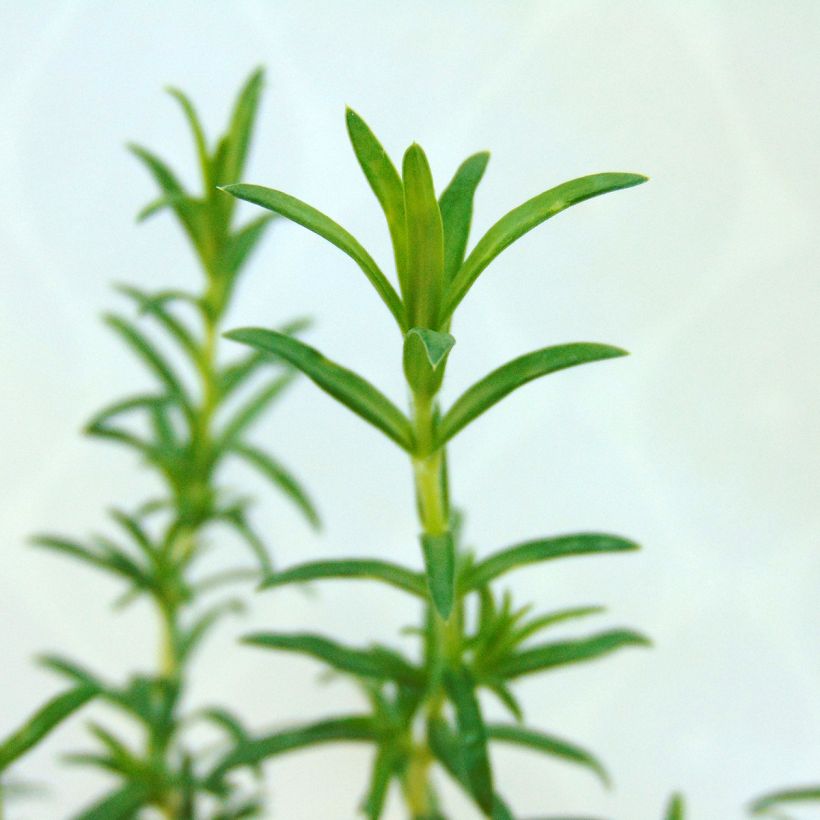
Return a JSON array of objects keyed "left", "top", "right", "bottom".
[
  {"left": 493, "top": 629, "right": 650, "bottom": 681},
  {"left": 750, "top": 786, "right": 820, "bottom": 815},
  {"left": 402, "top": 143, "right": 445, "bottom": 328},
  {"left": 224, "top": 328, "right": 414, "bottom": 451},
  {"left": 72, "top": 782, "right": 153, "bottom": 820},
  {"left": 220, "top": 184, "right": 406, "bottom": 328},
  {"left": 0, "top": 686, "right": 98, "bottom": 772},
  {"left": 438, "top": 343, "right": 627, "bottom": 445},
  {"left": 439, "top": 152, "right": 490, "bottom": 282},
  {"left": 421, "top": 532, "right": 456, "bottom": 619},
  {"left": 462, "top": 533, "right": 638, "bottom": 591},
  {"left": 487, "top": 723, "right": 610, "bottom": 786},
  {"left": 441, "top": 172, "right": 648, "bottom": 321},
  {"left": 346, "top": 107, "right": 408, "bottom": 292},
  {"left": 664, "top": 793, "right": 686, "bottom": 820},
  {"left": 260, "top": 559, "right": 425, "bottom": 597}
]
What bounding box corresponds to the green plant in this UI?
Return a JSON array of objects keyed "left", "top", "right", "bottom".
[
  {"left": 0, "top": 69, "right": 318, "bottom": 818},
  {"left": 208, "top": 109, "right": 649, "bottom": 817},
  {"left": 750, "top": 785, "right": 820, "bottom": 818}
]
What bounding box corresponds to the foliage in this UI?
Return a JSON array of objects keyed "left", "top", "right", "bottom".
[
  {"left": 0, "top": 69, "right": 316, "bottom": 818},
  {"left": 217, "top": 108, "right": 648, "bottom": 817}
]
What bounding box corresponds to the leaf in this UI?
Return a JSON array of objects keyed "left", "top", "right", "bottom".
[
  {"left": 221, "top": 184, "right": 406, "bottom": 328},
  {"left": 216, "top": 371, "right": 295, "bottom": 452},
  {"left": 421, "top": 532, "right": 455, "bottom": 619},
  {"left": 403, "top": 327, "right": 455, "bottom": 397},
  {"left": 438, "top": 342, "right": 628, "bottom": 445},
  {"left": 361, "top": 745, "right": 402, "bottom": 820},
  {"left": 462, "top": 533, "right": 638, "bottom": 590},
  {"left": 402, "top": 144, "right": 445, "bottom": 327},
  {"left": 665, "top": 793, "right": 686, "bottom": 820},
  {"left": 128, "top": 143, "right": 204, "bottom": 248},
  {"left": 209, "top": 715, "right": 378, "bottom": 783},
  {"left": 221, "top": 66, "right": 265, "bottom": 186},
  {"left": 493, "top": 629, "right": 650, "bottom": 681},
  {"left": 487, "top": 683, "right": 523, "bottom": 723},
  {"left": 224, "top": 328, "right": 413, "bottom": 451},
  {"left": 441, "top": 172, "right": 648, "bottom": 320},
  {"left": 261, "top": 559, "right": 425, "bottom": 597},
  {"left": 346, "top": 107, "right": 408, "bottom": 289},
  {"left": 222, "top": 213, "right": 276, "bottom": 275},
  {"left": 439, "top": 152, "right": 490, "bottom": 282},
  {"left": 443, "top": 665, "right": 494, "bottom": 813},
  {"left": 0, "top": 685, "right": 97, "bottom": 772},
  {"left": 229, "top": 442, "right": 320, "bottom": 529},
  {"left": 178, "top": 599, "right": 244, "bottom": 662},
  {"left": 750, "top": 786, "right": 820, "bottom": 815},
  {"left": 242, "top": 632, "right": 420, "bottom": 685},
  {"left": 115, "top": 284, "right": 200, "bottom": 366},
  {"left": 85, "top": 393, "right": 172, "bottom": 431},
  {"left": 105, "top": 314, "right": 193, "bottom": 420},
  {"left": 72, "top": 782, "right": 153, "bottom": 820},
  {"left": 166, "top": 85, "right": 210, "bottom": 188},
  {"left": 487, "top": 724, "right": 609, "bottom": 786}
]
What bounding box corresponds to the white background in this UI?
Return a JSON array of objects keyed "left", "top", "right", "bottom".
[{"left": 1, "top": 2, "right": 819, "bottom": 818}]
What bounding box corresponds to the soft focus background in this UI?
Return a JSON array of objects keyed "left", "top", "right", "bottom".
[{"left": 2, "top": 2, "right": 819, "bottom": 818}]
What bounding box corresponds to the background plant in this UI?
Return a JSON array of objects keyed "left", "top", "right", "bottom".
[
  {"left": 205, "top": 108, "right": 649, "bottom": 818},
  {"left": 0, "top": 69, "right": 318, "bottom": 818}
]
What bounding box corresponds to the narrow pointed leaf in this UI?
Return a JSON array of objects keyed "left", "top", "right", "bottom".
[
  {"left": 224, "top": 328, "right": 413, "bottom": 451},
  {"left": 362, "top": 745, "right": 402, "bottom": 820},
  {"left": 494, "top": 629, "right": 650, "bottom": 680},
  {"left": 222, "top": 213, "right": 276, "bottom": 275},
  {"left": 221, "top": 67, "right": 265, "bottom": 185},
  {"left": 421, "top": 532, "right": 455, "bottom": 618},
  {"left": 442, "top": 172, "right": 648, "bottom": 320},
  {"left": 221, "top": 184, "right": 405, "bottom": 328},
  {"left": 261, "top": 559, "right": 425, "bottom": 597},
  {"left": 665, "top": 793, "right": 686, "bottom": 820},
  {"left": 402, "top": 144, "right": 444, "bottom": 327},
  {"left": 487, "top": 724, "right": 609, "bottom": 786},
  {"left": 166, "top": 86, "right": 210, "bottom": 187},
  {"left": 72, "top": 783, "right": 153, "bottom": 820},
  {"left": 243, "top": 632, "right": 420, "bottom": 684},
  {"left": 750, "top": 786, "right": 820, "bottom": 815},
  {"left": 439, "top": 343, "right": 627, "bottom": 445},
  {"left": 463, "top": 533, "right": 638, "bottom": 591},
  {"left": 228, "top": 442, "right": 320, "bottom": 529},
  {"left": 0, "top": 685, "right": 97, "bottom": 772},
  {"left": 443, "top": 665, "right": 494, "bottom": 813},
  {"left": 346, "top": 107, "right": 408, "bottom": 288},
  {"left": 209, "top": 715, "right": 377, "bottom": 782},
  {"left": 439, "top": 152, "right": 490, "bottom": 281}
]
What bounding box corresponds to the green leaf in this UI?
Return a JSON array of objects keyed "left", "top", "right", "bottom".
[
  {"left": 439, "top": 152, "right": 490, "bottom": 282},
  {"left": 487, "top": 683, "right": 523, "bottom": 723},
  {"left": 105, "top": 314, "right": 194, "bottom": 421},
  {"left": 0, "top": 685, "right": 97, "bottom": 772},
  {"left": 402, "top": 143, "right": 445, "bottom": 327},
  {"left": 403, "top": 327, "right": 455, "bottom": 397},
  {"left": 128, "top": 143, "right": 205, "bottom": 248},
  {"left": 665, "top": 793, "right": 686, "bottom": 820},
  {"left": 261, "top": 559, "right": 425, "bottom": 597},
  {"left": 222, "top": 213, "right": 276, "bottom": 275},
  {"left": 361, "top": 745, "right": 402, "bottom": 820},
  {"left": 178, "top": 599, "right": 244, "bottom": 662},
  {"left": 228, "top": 442, "right": 320, "bottom": 529},
  {"left": 166, "top": 85, "right": 210, "bottom": 189},
  {"left": 494, "top": 629, "right": 650, "bottom": 681},
  {"left": 441, "top": 172, "right": 648, "bottom": 320},
  {"left": 438, "top": 342, "right": 628, "bottom": 445},
  {"left": 209, "top": 715, "right": 378, "bottom": 783},
  {"left": 443, "top": 665, "right": 494, "bottom": 813},
  {"left": 72, "top": 782, "right": 153, "bottom": 820},
  {"left": 487, "top": 723, "right": 609, "bottom": 787},
  {"left": 750, "top": 786, "right": 820, "bottom": 815},
  {"left": 462, "top": 533, "right": 638, "bottom": 591},
  {"left": 242, "top": 632, "right": 420, "bottom": 685},
  {"left": 224, "top": 328, "right": 413, "bottom": 451},
  {"left": 221, "top": 66, "right": 265, "bottom": 186},
  {"left": 346, "top": 107, "right": 408, "bottom": 290},
  {"left": 115, "top": 284, "right": 200, "bottom": 366},
  {"left": 221, "top": 184, "right": 406, "bottom": 329},
  {"left": 421, "top": 532, "right": 455, "bottom": 619},
  {"left": 216, "top": 371, "right": 295, "bottom": 452}
]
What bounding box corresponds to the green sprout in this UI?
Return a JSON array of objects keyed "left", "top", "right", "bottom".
[{"left": 211, "top": 108, "right": 649, "bottom": 817}]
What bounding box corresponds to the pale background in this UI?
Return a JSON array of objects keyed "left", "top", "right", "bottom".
[{"left": 1, "top": 2, "right": 819, "bottom": 818}]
